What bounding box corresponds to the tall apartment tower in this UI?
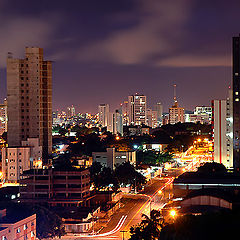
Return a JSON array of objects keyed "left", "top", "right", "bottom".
[
  {"left": 155, "top": 102, "right": 163, "bottom": 125},
  {"left": 212, "top": 100, "right": 233, "bottom": 169},
  {"left": 98, "top": 104, "right": 109, "bottom": 127},
  {"left": 128, "top": 94, "right": 147, "bottom": 125},
  {"left": 67, "top": 105, "right": 76, "bottom": 118},
  {"left": 7, "top": 47, "right": 52, "bottom": 160},
  {"left": 232, "top": 35, "right": 240, "bottom": 170},
  {"left": 169, "top": 85, "right": 185, "bottom": 124}
]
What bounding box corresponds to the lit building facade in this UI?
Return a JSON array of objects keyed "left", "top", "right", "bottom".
[
  {"left": 92, "top": 148, "right": 136, "bottom": 170},
  {"left": 0, "top": 210, "right": 36, "bottom": 240},
  {"left": 155, "top": 102, "right": 163, "bottom": 125},
  {"left": 7, "top": 47, "right": 52, "bottom": 160},
  {"left": 0, "top": 99, "right": 7, "bottom": 136},
  {"left": 67, "top": 105, "right": 76, "bottom": 118},
  {"left": 128, "top": 94, "right": 147, "bottom": 125},
  {"left": 233, "top": 35, "right": 240, "bottom": 170},
  {"left": 212, "top": 100, "right": 233, "bottom": 169},
  {"left": 98, "top": 104, "right": 109, "bottom": 127},
  {"left": 169, "top": 106, "right": 185, "bottom": 124}
]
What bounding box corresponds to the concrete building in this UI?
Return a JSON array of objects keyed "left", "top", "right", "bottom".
[
  {"left": 112, "top": 109, "right": 123, "bottom": 135},
  {"left": 169, "top": 84, "right": 185, "bottom": 125},
  {"left": 7, "top": 47, "right": 52, "bottom": 160},
  {"left": 169, "top": 106, "right": 185, "bottom": 124},
  {"left": 185, "top": 113, "right": 210, "bottom": 124},
  {"left": 212, "top": 100, "right": 233, "bottom": 169},
  {"left": 121, "top": 101, "right": 129, "bottom": 126},
  {"left": 20, "top": 168, "right": 91, "bottom": 207},
  {"left": 67, "top": 105, "right": 76, "bottom": 118},
  {"left": 92, "top": 148, "right": 136, "bottom": 170},
  {"left": 194, "top": 106, "right": 212, "bottom": 119},
  {"left": 146, "top": 109, "right": 158, "bottom": 128},
  {"left": 233, "top": 35, "right": 240, "bottom": 170},
  {"left": 2, "top": 138, "right": 43, "bottom": 182},
  {"left": 155, "top": 102, "right": 163, "bottom": 125},
  {"left": 0, "top": 99, "right": 7, "bottom": 136},
  {"left": 98, "top": 104, "right": 109, "bottom": 127},
  {"left": 0, "top": 209, "right": 36, "bottom": 240},
  {"left": 128, "top": 94, "right": 147, "bottom": 125}
]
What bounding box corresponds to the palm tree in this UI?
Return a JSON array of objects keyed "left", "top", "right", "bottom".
[{"left": 129, "top": 210, "right": 164, "bottom": 240}]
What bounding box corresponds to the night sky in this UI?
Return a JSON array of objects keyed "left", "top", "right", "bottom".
[{"left": 0, "top": 0, "right": 238, "bottom": 113}]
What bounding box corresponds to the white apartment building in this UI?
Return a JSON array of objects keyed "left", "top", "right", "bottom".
[
  {"left": 92, "top": 148, "right": 136, "bottom": 170},
  {"left": 212, "top": 99, "right": 233, "bottom": 169},
  {"left": 98, "top": 104, "right": 109, "bottom": 127},
  {"left": 128, "top": 94, "right": 147, "bottom": 125},
  {"left": 2, "top": 138, "right": 42, "bottom": 182}
]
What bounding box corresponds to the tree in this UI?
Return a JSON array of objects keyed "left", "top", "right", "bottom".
[
  {"left": 90, "top": 162, "right": 118, "bottom": 190},
  {"left": 129, "top": 210, "right": 164, "bottom": 240},
  {"left": 115, "top": 162, "right": 146, "bottom": 188},
  {"left": 156, "top": 152, "right": 173, "bottom": 164},
  {"left": 197, "top": 162, "right": 227, "bottom": 174}
]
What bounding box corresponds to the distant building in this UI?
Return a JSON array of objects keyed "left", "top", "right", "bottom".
[
  {"left": 146, "top": 109, "right": 158, "bottom": 128},
  {"left": 0, "top": 210, "right": 36, "bottom": 240},
  {"left": 92, "top": 148, "right": 136, "bottom": 170},
  {"left": 20, "top": 168, "right": 91, "bottom": 207},
  {"left": 169, "top": 106, "right": 185, "bottom": 124},
  {"left": 155, "top": 102, "right": 163, "bottom": 125},
  {"left": 128, "top": 94, "right": 147, "bottom": 125},
  {"left": 125, "top": 125, "right": 150, "bottom": 136},
  {"left": 7, "top": 47, "right": 52, "bottom": 160},
  {"left": 0, "top": 99, "right": 7, "bottom": 136},
  {"left": 121, "top": 101, "right": 129, "bottom": 126},
  {"left": 98, "top": 104, "right": 109, "bottom": 127},
  {"left": 169, "top": 85, "right": 185, "bottom": 124},
  {"left": 67, "top": 105, "right": 76, "bottom": 118},
  {"left": 212, "top": 99, "right": 233, "bottom": 169},
  {"left": 185, "top": 113, "right": 210, "bottom": 124}
]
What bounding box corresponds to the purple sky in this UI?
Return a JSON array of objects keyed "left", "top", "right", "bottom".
[{"left": 0, "top": 0, "right": 237, "bottom": 113}]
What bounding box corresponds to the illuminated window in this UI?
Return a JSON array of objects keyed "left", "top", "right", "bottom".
[
  {"left": 236, "top": 98, "right": 239, "bottom": 102},
  {"left": 236, "top": 92, "right": 239, "bottom": 95}
]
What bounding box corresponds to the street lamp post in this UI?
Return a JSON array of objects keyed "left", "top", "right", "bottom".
[{"left": 120, "top": 230, "right": 127, "bottom": 240}]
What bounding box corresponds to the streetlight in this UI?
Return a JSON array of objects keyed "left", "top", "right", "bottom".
[
  {"left": 120, "top": 230, "right": 127, "bottom": 240},
  {"left": 169, "top": 209, "right": 177, "bottom": 218}
]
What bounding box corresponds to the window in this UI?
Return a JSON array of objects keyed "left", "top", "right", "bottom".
[
  {"left": 31, "top": 231, "right": 35, "bottom": 237},
  {"left": 24, "top": 224, "right": 28, "bottom": 230},
  {"left": 16, "top": 228, "right": 21, "bottom": 233},
  {"left": 31, "top": 222, "right": 34, "bottom": 226}
]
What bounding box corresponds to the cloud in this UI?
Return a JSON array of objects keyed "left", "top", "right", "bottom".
[
  {"left": 78, "top": 0, "right": 193, "bottom": 64},
  {"left": 157, "top": 54, "right": 231, "bottom": 67},
  {"left": 0, "top": 12, "right": 60, "bottom": 67}
]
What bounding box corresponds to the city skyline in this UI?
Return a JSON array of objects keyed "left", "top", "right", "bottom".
[{"left": 0, "top": 0, "right": 236, "bottom": 113}]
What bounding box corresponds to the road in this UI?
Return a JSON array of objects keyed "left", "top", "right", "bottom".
[
  {"left": 57, "top": 140, "right": 212, "bottom": 240},
  {"left": 60, "top": 177, "right": 174, "bottom": 240}
]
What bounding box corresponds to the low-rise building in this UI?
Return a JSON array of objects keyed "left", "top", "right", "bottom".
[
  {"left": 20, "top": 168, "right": 91, "bottom": 207},
  {"left": 92, "top": 148, "right": 136, "bottom": 170},
  {"left": 0, "top": 209, "right": 36, "bottom": 240},
  {"left": 2, "top": 138, "right": 43, "bottom": 183}
]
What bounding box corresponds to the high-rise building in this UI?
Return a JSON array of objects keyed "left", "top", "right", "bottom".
[
  {"left": 128, "top": 94, "right": 147, "bottom": 125},
  {"left": 67, "top": 105, "right": 75, "bottom": 118},
  {"left": 98, "top": 104, "right": 109, "bottom": 127},
  {"left": 169, "top": 85, "right": 184, "bottom": 124},
  {"left": 6, "top": 47, "right": 52, "bottom": 160},
  {"left": 121, "top": 101, "right": 129, "bottom": 126},
  {"left": 233, "top": 35, "right": 240, "bottom": 170},
  {"left": 155, "top": 102, "right": 163, "bottom": 125},
  {"left": 0, "top": 99, "right": 7, "bottom": 136},
  {"left": 107, "top": 109, "right": 123, "bottom": 135},
  {"left": 212, "top": 100, "right": 233, "bottom": 169},
  {"left": 146, "top": 108, "right": 158, "bottom": 128}
]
